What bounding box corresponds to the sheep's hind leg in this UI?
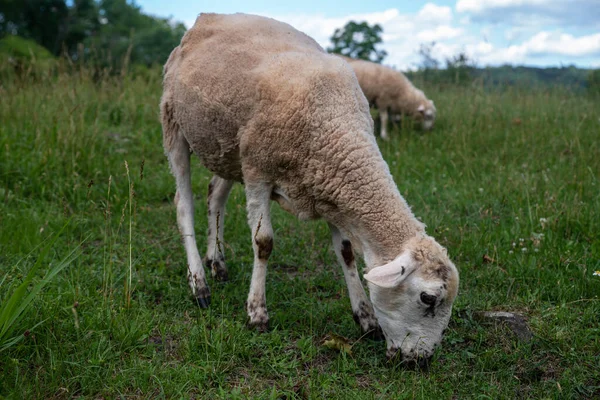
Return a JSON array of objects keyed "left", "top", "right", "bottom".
[
  {"left": 205, "top": 176, "right": 234, "bottom": 282},
  {"left": 244, "top": 181, "right": 274, "bottom": 332},
  {"left": 329, "top": 223, "right": 383, "bottom": 340},
  {"left": 380, "top": 108, "right": 390, "bottom": 141},
  {"left": 167, "top": 134, "right": 211, "bottom": 308}
]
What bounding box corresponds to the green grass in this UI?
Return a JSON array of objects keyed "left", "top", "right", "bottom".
[
  {"left": 0, "top": 224, "right": 80, "bottom": 351},
  {"left": 0, "top": 68, "right": 599, "bottom": 399}
]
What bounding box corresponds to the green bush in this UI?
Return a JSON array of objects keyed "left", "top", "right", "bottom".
[
  {"left": 0, "top": 35, "right": 54, "bottom": 60},
  {"left": 0, "top": 35, "right": 57, "bottom": 79}
]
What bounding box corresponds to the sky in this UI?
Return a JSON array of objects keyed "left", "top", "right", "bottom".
[{"left": 137, "top": 0, "right": 600, "bottom": 70}]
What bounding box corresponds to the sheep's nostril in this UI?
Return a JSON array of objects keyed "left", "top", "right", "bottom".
[{"left": 420, "top": 292, "right": 437, "bottom": 306}]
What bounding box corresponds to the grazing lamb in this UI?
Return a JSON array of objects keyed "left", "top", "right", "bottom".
[
  {"left": 160, "top": 13, "right": 459, "bottom": 366},
  {"left": 340, "top": 56, "right": 436, "bottom": 140}
]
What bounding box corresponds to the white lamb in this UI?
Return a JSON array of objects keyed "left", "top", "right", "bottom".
[
  {"left": 340, "top": 56, "right": 437, "bottom": 140},
  {"left": 160, "top": 13, "right": 459, "bottom": 367}
]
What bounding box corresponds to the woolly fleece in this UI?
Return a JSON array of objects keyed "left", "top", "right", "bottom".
[
  {"left": 161, "top": 13, "right": 426, "bottom": 267},
  {"left": 340, "top": 56, "right": 436, "bottom": 124}
]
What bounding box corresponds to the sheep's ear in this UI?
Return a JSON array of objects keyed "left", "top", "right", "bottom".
[
  {"left": 417, "top": 104, "right": 425, "bottom": 114},
  {"left": 364, "top": 252, "right": 417, "bottom": 288}
]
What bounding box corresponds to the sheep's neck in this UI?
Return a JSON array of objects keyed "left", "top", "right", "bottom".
[
  {"left": 352, "top": 190, "right": 421, "bottom": 268},
  {"left": 324, "top": 162, "right": 423, "bottom": 268},
  {"left": 310, "top": 127, "right": 424, "bottom": 268}
]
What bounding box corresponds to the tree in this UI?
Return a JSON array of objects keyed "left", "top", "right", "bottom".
[
  {"left": 444, "top": 52, "right": 475, "bottom": 85},
  {"left": 63, "top": 0, "right": 100, "bottom": 57},
  {"left": 328, "top": 21, "right": 387, "bottom": 63},
  {"left": 417, "top": 42, "right": 439, "bottom": 70},
  {"left": 0, "top": 0, "right": 186, "bottom": 70},
  {"left": 84, "top": 0, "right": 186, "bottom": 70},
  {"left": 415, "top": 42, "right": 475, "bottom": 85},
  {"left": 0, "top": 0, "right": 69, "bottom": 54}
]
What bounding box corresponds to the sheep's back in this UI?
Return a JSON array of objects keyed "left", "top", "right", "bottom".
[
  {"left": 162, "top": 13, "right": 328, "bottom": 180},
  {"left": 162, "top": 13, "right": 372, "bottom": 184},
  {"left": 345, "top": 59, "right": 414, "bottom": 112}
]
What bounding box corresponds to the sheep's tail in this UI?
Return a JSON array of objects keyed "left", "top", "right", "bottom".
[{"left": 160, "top": 97, "right": 181, "bottom": 153}]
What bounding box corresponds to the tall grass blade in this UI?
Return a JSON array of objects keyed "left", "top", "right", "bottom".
[{"left": 0, "top": 225, "right": 81, "bottom": 351}]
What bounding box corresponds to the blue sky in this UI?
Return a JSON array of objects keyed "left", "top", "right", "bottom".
[
  {"left": 137, "top": 0, "right": 600, "bottom": 70},
  {"left": 138, "top": 0, "right": 448, "bottom": 18}
]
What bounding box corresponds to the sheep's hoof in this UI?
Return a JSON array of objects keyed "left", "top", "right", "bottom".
[
  {"left": 247, "top": 301, "right": 269, "bottom": 332},
  {"left": 248, "top": 319, "right": 269, "bottom": 333},
  {"left": 366, "top": 326, "right": 385, "bottom": 341},
  {"left": 207, "top": 258, "right": 229, "bottom": 282},
  {"left": 192, "top": 287, "right": 211, "bottom": 308},
  {"left": 194, "top": 294, "right": 211, "bottom": 308},
  {"left": 188, "top": 274, "right": 211, "bottom": 308},
  {"left": 353, "top": 301, "right": 381, "bottom": 339}
]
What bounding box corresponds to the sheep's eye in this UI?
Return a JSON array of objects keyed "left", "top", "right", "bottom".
[{"left": 420, "top": 292, "right": 437, "bottom": 306}]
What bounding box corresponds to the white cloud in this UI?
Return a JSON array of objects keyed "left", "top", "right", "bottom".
[
  {"left": 255, "top": 4, "right": 458, "bottom": 70},
  {"left": 459, "top": 16, "right": 471, "bottom": 25},
  {"left": 504, "top": 26, "right": 529, "bottom": 42},
  {"left": 516, "top": 31, "right": 600, "bottom": 57},
  {"left": 417, "top": 26, "right": 464, "bottom": 42},
  {"left": 417, "top": 3, "right": 453, "bottom": 25},
  {"left": 457, "top": 0, "right": 548, "bottom": 13},
  {"left": 468, "top": 42, "right": 526, "bottom": 65},
  {"left": 229, "top": 9, "right": 403, "bottom": 53},
  {"left": 465, "top": 31, "right": 600, "bottom": 65},
  {"left": 183, "top": 4, "right": 599, "bottom": 70},
  {"left": 480, "top": 26, "right": 492, "bottom": 41},
  {"left": 456, "top": 0, "right": 600, "bottom": 28}
]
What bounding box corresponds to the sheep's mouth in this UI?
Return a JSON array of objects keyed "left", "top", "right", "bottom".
[{"left": 387, "top": 347, "right": 432, "bottom": 370}]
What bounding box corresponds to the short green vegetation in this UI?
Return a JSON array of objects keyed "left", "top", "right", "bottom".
[{"left": 0, "top": 68, "right": 598, "bottom": 399}]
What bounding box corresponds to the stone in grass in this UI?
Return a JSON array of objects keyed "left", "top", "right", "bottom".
[{"left": 476, "top": 311, "right": 533, "bottom": 342}]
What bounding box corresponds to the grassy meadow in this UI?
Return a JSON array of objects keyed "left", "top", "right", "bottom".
[{"left": 0, "top": 67, "right": 599, "bottom": 399}]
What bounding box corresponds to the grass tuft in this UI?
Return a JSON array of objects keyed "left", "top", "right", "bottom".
[{"left": 0, "top": 225, "right": 80, "bottom": 351}]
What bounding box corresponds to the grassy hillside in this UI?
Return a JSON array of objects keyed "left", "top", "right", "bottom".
[
  {"left": 0, "top": 68, "right": 599, "bottom": 398},
  {"left": 0, "top": 36, "right": 57, "bottom": 77}
]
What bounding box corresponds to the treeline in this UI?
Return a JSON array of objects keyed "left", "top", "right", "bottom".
[
  {"left": 2, "top": 6, "right": 599, "bottom": 94},
  {"left": 475, "top": 65, "right": 590, "bottom": 88},
  {"left": 407, "top": 44, "right": 598, "bottom": 91},
  {"left": 0, "top": 0, "right": 186, "bottom": 71},
  {"left": 407, "top": 64, "right": 595, "bottom": 91}
]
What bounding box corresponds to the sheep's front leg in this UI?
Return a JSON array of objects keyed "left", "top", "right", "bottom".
[
  {"left": 167, "top": 135, "right": 211, "bottom": 308},
  {"left": 329, "top": 223, "right": 383, "bottom": 339},
  {"left": 380, "top": 108, "right": 390, "bottom": 141},
  {"left": 205, "top": 176, "right": 234, "bottom": 281},
  {"left": 245, "top": 181, "right": 274, "bottom": 332}
]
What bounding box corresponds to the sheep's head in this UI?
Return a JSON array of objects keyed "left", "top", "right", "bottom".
[
  {"left": 416, "top": 100, "right": 436, "bottom": 131},
  {"left": 363, "top": 235, "right": 458, "bottom": 368}
]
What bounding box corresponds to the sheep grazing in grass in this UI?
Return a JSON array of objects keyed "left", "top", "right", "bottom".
[
  {"left": 160, "top": 12, "right": 459, "bottom": 366},
  {"left": 340, "top": 56, "right": 436, "bottom": 140}
]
